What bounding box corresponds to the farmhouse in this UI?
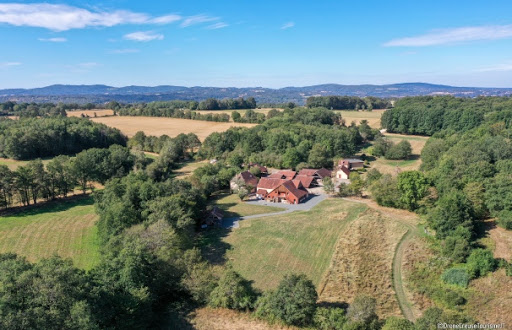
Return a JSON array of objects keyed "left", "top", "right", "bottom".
[
  {"left": 266, "top": 180, "right": 308, "bottom": 204},
  {"left": 256, "top": 177, "right": 286, "bottom": 198},
  {"left": 231, "top": 171, "right": 259, "bottom": 193},
  {"left": 339, "top": 158, "right": 364, "bottom": 170},
  {"left": 336, "top": 165, "right": 351, "bottom": 180}
]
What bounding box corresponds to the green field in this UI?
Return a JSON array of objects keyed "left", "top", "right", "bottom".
[
  {"left": 0, "top": 196, "right": 100, "bottom": 270},
  {"left": 202, "top": 198, "right": 368, "bottom": 290},
  {"left": 209, "top": 193, "right": 283, "bottom": 218},
  {"left": 0, "top": 157, "right": 53, "bottom": 170}
]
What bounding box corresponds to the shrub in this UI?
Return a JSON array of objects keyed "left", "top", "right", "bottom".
[
  {"left": 347, "top": 295, "right": 378, "bottom": 324},
  {"left": 385, "top": 140, "right": 412, "bottom": 160},
  {"left": 209, "top": 269, "right": 257, "bottom": 310},
  {"left": 255, "top": 274, "right": 317, "bottom": 326},
  {"left": 497, "top": 210, "right": 512, "bottom": 230},
  {"left": 314, "top": 307, "right": 347, "bottom": 330},
  {"left": 506, "top": 261, "right": 512, "bottom": 277},
  {"left": 441, "top": 268, "right": 470, "bottom": 288},
  {"left": 382, "top": 316, "right": 414, "bottom": 330},
  {"left": 466, "top": 248, "right": 497, "bottom": 279}
]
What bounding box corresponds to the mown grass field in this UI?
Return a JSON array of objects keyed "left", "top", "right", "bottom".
[
  {"left": 91, "top": 116, "right": 257, "bottom": 140},
  {"left": 0, "top": 196, "right": 100, "bottom": 270},
  {"left": 202, "top": 199, "right": 368, "bottom": 290},
  {"left": 208, "top": 193, "right": 282, "bottom": 218}
]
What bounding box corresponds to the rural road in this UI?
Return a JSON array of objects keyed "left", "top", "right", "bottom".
[
  {"left": 341, "top": 197, "right": 418, "bottom": 322},
  {"left": 222, "top": 194, "right": 328, "bottom": 229}
]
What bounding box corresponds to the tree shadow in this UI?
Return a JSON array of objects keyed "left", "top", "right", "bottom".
[
  {"left": 317, "top": 301, "right": 349, "bottom": 310},
  {"left": 196, "top": 227, "right": 232, "bottom": 266}
]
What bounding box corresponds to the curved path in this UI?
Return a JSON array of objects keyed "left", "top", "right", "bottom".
[{"left": 341, "top": 197, "right": 418, "bottom": 322}]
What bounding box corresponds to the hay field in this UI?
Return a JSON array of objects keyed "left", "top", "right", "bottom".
[
  {"left": 67, "top": 109, "right": 114, "bottom": 117},
  {"left": 337, "top": 109, "right": 386, "bottom": 128},
  {"left": 0, "top": 196, "right": 100, "bottom": 270},
  {"left": 203, "top": 199, "right": 368, "bottom": 290},
  {"left": 91, "top": 116, "right": 257, "bottom": 140}
]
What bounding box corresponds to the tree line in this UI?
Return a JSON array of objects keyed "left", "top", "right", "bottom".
[
  {"left": 0, "top": 117, "right": 127, "bottom": 160},
  {"left": 380, "top": 95, "right": 512, "bottom": 135},
  {"left": 0, "top": 145, "right": 135, "bottom": 209},
  {"left": 0, "top": 101, "right": 97, "bottom": 117},
  {"left": 306, "top": 96, "right": 392, "bottom": 110}
]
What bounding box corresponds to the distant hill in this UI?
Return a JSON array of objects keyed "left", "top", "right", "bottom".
[{"left": 1, "top": 82, "right": 512, "bottom": 105}]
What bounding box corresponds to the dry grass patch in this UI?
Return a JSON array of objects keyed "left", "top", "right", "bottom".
[
  {"left": 401, "top": 237, "right": 434, "bottom": 318},
  {"left": 0, "top": 196, "right": 100, "bottom": 270},
  {"left": 189, "top": 307, "right": 296, "bottom": 330},
  {"left": 91, "top": 116, "right": 256, "bottom": 140},
  {"left": 465, "top": 269, "right": 512, "bottom": 326},
  {"left": 485, "top": 220, "right": 512, "bottom": 260},
  {"left": 318, "top": 208, "right": 408, "bottom": 318}
]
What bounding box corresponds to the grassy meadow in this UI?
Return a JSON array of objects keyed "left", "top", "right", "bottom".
[{"left": 0, "top": 196, "right": 100, "bottom": 270}]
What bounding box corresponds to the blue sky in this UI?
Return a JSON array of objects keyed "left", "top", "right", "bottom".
[{"left": 1, "top": 0, "right": 512, "bottom": 88}]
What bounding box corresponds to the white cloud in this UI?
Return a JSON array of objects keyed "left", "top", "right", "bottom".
[
  {"left": 78, "top": 62, "right": 99, "bottom": 68},
  {"left": 281, "top": 22, "right": 295, "bottom": 30},
  {"left": 124, "top": 31, "right": 164, "bottom": 42},
  {"left": 384, "top": 24, "right": 512, "bottom": 47},
  {"left": 476, "top": 62, "right": 512, "bottom": 72},
  {"left": 206, "top": 22, "right": 228, "bottom": 30},
  {"left": 149, "top": 14, "right": 181, "bottom": 24},
  {"left": 0, "top": 61, "right": 21, "bottom": 68},
  {"left": 38, "top": 37, "right": 67, "bottom": 42},
  {"left": 109, "top": 48, "right": 140, "bottom": 54},
  {"left": 181, "top": 14, "right": 218, "bottom": 27},
  {"left": 0, "top": 3, "right": 181, "bottom": 31}
]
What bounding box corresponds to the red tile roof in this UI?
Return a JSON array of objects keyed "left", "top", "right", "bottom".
[
  {"left": 316, "top": 168, "right": 332, "bottom": 178},
  {"left": 298, "top": 168, "right": 331, "bottom": 178},
  {"left": 281, "top": 180, "right": 308, "bottom": 200},
  {"left": 293, "top": 175, "right": 315, "bottom": 188},
  {"left": 257, "top": 177, "right": 286, "bottom": 190},
  {"left": 239, "top": 171, "right": 259, "bottom": 187},
  {"left": 338, "top": 165, "right": 350, "bottom": 176}
]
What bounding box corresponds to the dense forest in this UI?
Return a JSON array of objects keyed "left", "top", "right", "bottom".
[
  {"left": 306, "top": 96, "right": 392, "bottom": 110},
  {"left": 0, "top": 101, "right": 97, "bottom": 117},
  {"left": 381, "top": 95, "right": 512, "bottom": 135},
  {"left": 0, "top": 117, "right": 127, "bottom": 160}
]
